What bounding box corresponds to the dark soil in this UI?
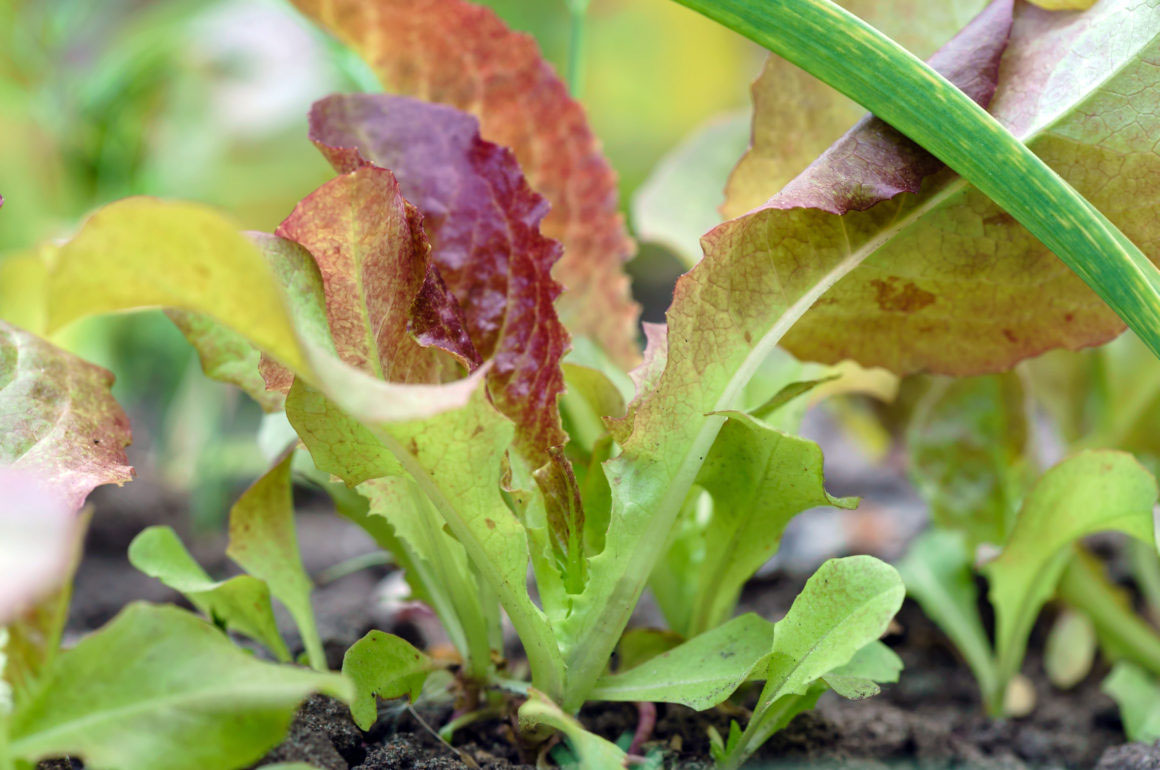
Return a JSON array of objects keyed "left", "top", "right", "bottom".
[{"left": 43, "top": 465, "right": 1160, "bottom": 769}]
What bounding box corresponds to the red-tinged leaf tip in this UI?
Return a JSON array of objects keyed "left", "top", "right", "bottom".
[
  {"left": 308, "top": 93, "right": 586, "bottom": 581},
  {"left": 275, "top": 165, "right": 478, "bottom": 384},
  {"left": 309, "top": 94, "right": 571, "bottom": 469},
  {"left": 0, "top": 321, "right": 133, "bottom": 513},
  {"left": 291, "top": 0, "right": 641, "bottom": 367},
  {"left": 771, "top": 0, "right": 1014, "bottom": 215}
]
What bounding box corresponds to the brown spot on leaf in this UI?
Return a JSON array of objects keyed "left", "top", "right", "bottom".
[
  {"left": 869, "top": 278, "right": 936, "bottom": 313},
  {"left": 485, "top": 518, "right": 496, "bottom": 530}
]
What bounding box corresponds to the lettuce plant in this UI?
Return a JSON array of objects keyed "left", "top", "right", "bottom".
[
  {"left": 5, "top": 0, "right": 1160, "bottom": 766},
  {"left": 901, "top": 358, "right": 1160, "bottom": 717}
]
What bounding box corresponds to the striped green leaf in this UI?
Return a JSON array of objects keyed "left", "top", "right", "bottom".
[{"left": 672, "top": 0, "right": 1160, "bottom": 364}]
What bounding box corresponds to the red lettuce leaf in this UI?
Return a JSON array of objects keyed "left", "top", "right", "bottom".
[
  {"left": 289, "top": 0, "right": 641, "bottom": 368},
  {"left": 274, "top": 165, "right": 478, "bottom": 385},
  {"left": 773, "top": 0, "right": 1013, "bottom": 215},
  {"left": 308, "top": 94, "right": 572, "bottom": 477}
]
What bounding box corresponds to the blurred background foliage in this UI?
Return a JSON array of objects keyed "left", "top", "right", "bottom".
[{"left": 0, "top": 0, "right": 762, "bottom": 525}]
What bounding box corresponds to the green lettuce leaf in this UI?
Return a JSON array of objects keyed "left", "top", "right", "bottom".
[
  {"left": 518, "top": 689, "right": 627, "bottom": 769},
  {"left": 290, "top": 0, "right": 641, "bottom": 368},
  {"left": 555, "top": 2, "right": 1009, "bottom": 702},
  {"left": 897, "top": 529, "right": 997, "bottom": 704},
  {"left": 717, "top": 556, "right": 905, "bottom": 769},
  {"left": 226, "top": 452, "right": 325, "bottom": 671},
  {"left": 652, "top": 410, "right": 855, "bottom": 638},
  {"left": 1103, "top": 662, "right": 1160, "bottom": 742},
  {"left": 723, "top": 0, "right": 991, "bottom": 219},
  {"left": 128, "top": 525, "right": 290, "bottom": 662},
  {"left": 166, "top": 310, "right": 286, "bottom": 413},
  {"left": 357, "top": 475, "right": 495, "bottom": 681},
  {"left": 984, "top": 450, "right": 1159, "bottom": 707},
  {"left": 342, "top": 630, "right": 439, "bottom": 730},
  {"left": 589, "top": 613, "right": 774, "bottom": 710},
  {"left": 8, "top": 604, "right": 350, "bottom": 770},
  {"left": 906, "top": 374, "right": 1033, "bottom": 549}
]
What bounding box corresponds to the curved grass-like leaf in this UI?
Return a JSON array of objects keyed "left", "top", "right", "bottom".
[
  {"left": 983, "top": 450, "right": 1159, "bottom": 710},
  {"left": 226, "top": 452, "right": 325, "bottom": 672},
  {"left": 679, "top": 0, "right": 1160, "bottom": 374},
  {"left": 290, "top": 0, "right": 641, "bottom": 368},
  {"left": 723, "top": 0, "right": 991, "bottom": 219},
  {"left": 8, "top": 603, "right": 350, "bottom": 770}
]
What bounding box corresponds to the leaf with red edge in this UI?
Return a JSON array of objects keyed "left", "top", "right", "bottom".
[
  {"left": 289, "top": 0, "right": 641, "bottom": 368},
  {"left": 0, "top": 320, "right": 132, "bottom": 626},
  {"left": 722, "top": 0, "right": 992, "bottom": 219},
  {"left": 274, "top": 164, "right": 478, "bottom": 386},
  {"left": 0, "top": 320, "right": 132, "bottom": 512},
  {"left": 556, "top": 0, "right": 1020, "bottom": 692},
  {"left": 309, "top": 94, "right": 571, "bottom": 469},
  {"left": 301, "top": 94, "right": 585, "bottom": 587},
  {"left": 772, "top": 0, "right": 1011, "bottom": 215}
]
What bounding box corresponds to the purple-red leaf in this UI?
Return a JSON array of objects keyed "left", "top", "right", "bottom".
[
  {"left": 274, "top": 165, "right": 477, "bottom": 385},
  {"left": 290, "top": 0, "right": 641, "bottom": 368},
  {"left": 309, "top": 94, "right": 572, "bottom": 476},
  {"left": 772, "top": 0, "right": 1013, "bottom": 215}
]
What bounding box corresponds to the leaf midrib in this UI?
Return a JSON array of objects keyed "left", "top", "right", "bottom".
[{"left": 11, "top": 680, "right": 324, "bottom": 754}]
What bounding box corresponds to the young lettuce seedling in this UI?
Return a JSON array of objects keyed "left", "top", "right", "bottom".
[{"left": 902, "top": 372, "right": 1160, "bottom": 717}]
